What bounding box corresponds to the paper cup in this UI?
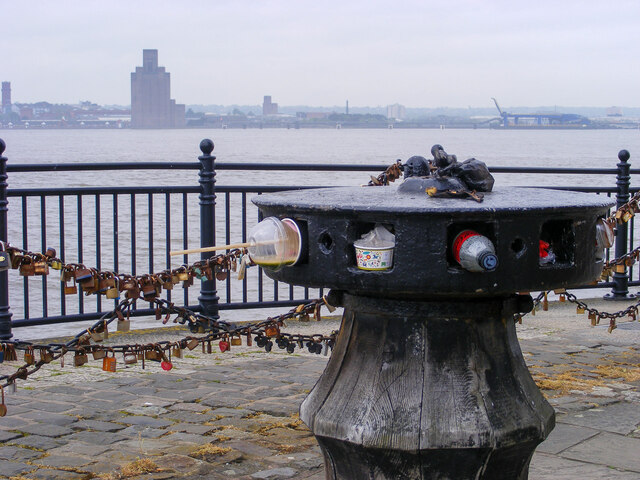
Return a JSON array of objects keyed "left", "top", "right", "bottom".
[{"left": 354, "top": 243, "right": 394, "bottom": 271}]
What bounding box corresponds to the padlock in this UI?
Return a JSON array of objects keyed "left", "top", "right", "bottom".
[
  {"left": 19, "top": 261, "right": 35, "bottom": 276},
  {"left": 542, "top": 292, "right": 549, "bottom": 311},
  {"left": 265, "top": 325, "right": 280, "bottom": 337},
  {"left": 608, "top": 319, "right": 617, "bottom": 333},
  {"left": 246, "top": 331, "right": 253, "bottom": 347},
  {"left": 615, "top": 264, "right": 626, "bottom": 273},
  {"left": 216, "top": 270, "right": 228, "bottom": 281},
  {"left": 0, "top": 386, "right": 6, "bottom": 417},
  {"left": 159, "top": 350, "right": 173, "bottom": 371},
  {"left": 34, "top": 260, "right": 49, "bottom": 275},
  {"left": 0, "top": 242, "right": 9, "bottom": 272},
  {"left": 64, "top": 282, "right": 78, "bottom": 295},
  {"left": 207, "top": 339, "right": 214, "bottom": 354},
  {"left": 74, "top": 349, "right": 88, "bottom": 367},
  {"left": 219, "top": 338, "right": 230, "bottom": 353},
  {"left": 314, "top": 303, "right": 322, "bottom": 322},
  {"left": 117, "top": 318, "right": 130, "bottom": 332},
  {"left": 172, "top": 346, "right": 183, "bottom": 359},
  {"left": 186, "top": 338, "right": 199, "bottom": 350},
  {"left": 576, "top": 306, "right": 585, "bottom": 314},
  {"left": 142, "top": 284, "right": 158, "bottom": 301},
  {"left": 24, "top": 346, "right": 35, "bottom": 365},
  {"left": 182, "top": 276, "right": 194, "bottom": 288},
  {"left": 92, "top": 347, "right": 106, "bottom": 360},
  {"left": 16, "top": 367, "right": 28, "bottom": 379},
  {"left": 75, "top": 267, "right": 94, "bottom": 283},
  {"left": 40, "top": 348, "right": 53, "bottom": 363},
  {"left": 4, "top": 344, "right": 17, "bottom": 361},
  {"left": 102, "top": 350, "right": 117, "bottom": 372},
  {"left": 9, "top": 250, "right": 24, "bottom": 269},
  {"left": 177, "top": 269, "right": 190, "bottom": 281},
  {"left": 125, "top": 286, "right": 141, "bottom": 300},
  {"left": 123, "top": 349, "right": 137, "bottom": 365},
  {"left": 589, "top": 311, "right": 597, "bottom": 326},
  {"left": 237, "top": 255, "right": 247, "bottom": 280},
  {"left": 91, "top": 329, "right": 103, "bottom": 342},
  {"left": 322, "top": 340, "right": 329, "bottom": 356},
  {"left": 145, "top": 349, "right": 160, "bottom": 361},
  {"left": 50, "top": 260, "right": 63, "bottom": 270},
  {"left": 231, "top": 335, "right": 242, "bottom": 346},
  {"left": 559, "top": 294, "right": 566, "bottom": 302}
]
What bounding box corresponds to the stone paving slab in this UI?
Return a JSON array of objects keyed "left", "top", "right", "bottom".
[
  {"left": 537, "top": 422, "right": 599, "bottom": 454},
  {"left": 560, "top": 431, "right": 640, "bottom": 472},
  {"left": 0, "top": 302, "right": 639, "bottom": 478}
]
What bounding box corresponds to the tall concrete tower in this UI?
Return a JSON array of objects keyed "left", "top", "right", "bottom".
[
  {"left": 130, "top": 50, "right": 185, "bottom": 128},
  {"left": 1, "top": 82, "right": 11, "bottom": 114}
]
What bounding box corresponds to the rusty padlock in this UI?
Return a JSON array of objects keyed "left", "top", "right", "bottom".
[
  {"left": 123, "top": 348, "right": 138, "bottom": 365},
  {"left": 92, "top": 347, "right": 106, "bottom": 360},
  {"left": 74, "top": 349, "right": 88, "bottom": 367},
  {"left": 24, "top": 346, "right": 35, "bottom": 365},
  {"left": 186, "top": 338, "right": 199, "bottom": 350},
  {"left": 264, "top": 324, "right": 280, "bottom": 338},
  {"left": 0, "top": 386, "right": 6, "bottom": 417},
  {"left": 40, "top": 347, "right": 53, "bottom": 363}
]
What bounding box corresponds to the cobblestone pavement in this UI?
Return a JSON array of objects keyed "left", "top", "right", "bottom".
[{"left": 0, "top": 298, "right": 639, "bottom": 479}]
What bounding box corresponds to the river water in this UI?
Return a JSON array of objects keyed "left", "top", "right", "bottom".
[{"left": 1, "top": 128, "right": 639, "bottom": 339}]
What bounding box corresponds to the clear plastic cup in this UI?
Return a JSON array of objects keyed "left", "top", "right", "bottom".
[{"left": 247, "top": 217, "right": 302, "bottom": 270}]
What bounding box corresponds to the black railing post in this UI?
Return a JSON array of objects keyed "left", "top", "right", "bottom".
[
  {"left": 0, "top": 139, "right": 13, "bottom": 339},
  {"left": 198, "top": 139, "right": 220, "bottom": 318},
  {"left": 606, "top": 149, "right": 633, "bottom": 300}
]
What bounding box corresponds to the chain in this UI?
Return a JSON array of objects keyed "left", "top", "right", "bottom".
[
  {"left": 367, "top": 160, "right": 403, "bottom": 186},
  {"left": 607, "top": 190, "right": 640, "bottom": 226},
  {"left": 0, "top": 296, "right": 337, "bottom": 389},
  {"left": 515, "top": 289, "right": 640, "bottom": 334},
  {"left": 0, "top": 243, "right": 250, "bottom": 304}
]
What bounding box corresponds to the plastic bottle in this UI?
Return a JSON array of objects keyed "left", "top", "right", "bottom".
[{"left": 452, "top": 230, "right": 498, "bottom": 272}]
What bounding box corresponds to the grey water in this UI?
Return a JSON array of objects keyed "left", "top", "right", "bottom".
[{"left": 1, "top": 128, "right": 639, "bottom": 339}]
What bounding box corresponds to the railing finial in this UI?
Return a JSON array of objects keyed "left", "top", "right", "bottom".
[
  {"left": 200, "top": 139, "right": 214, "bottom": 155},
  {"left": 619, "top": 149, "right": 630, "bottom": 163}
]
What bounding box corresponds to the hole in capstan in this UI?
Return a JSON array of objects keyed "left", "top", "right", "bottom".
[
  {"left": 318, "top": 231, "right": 334, "bottom": 254},
  {"left": 510, "top": 238, "right": 526, "bottom": 256}
]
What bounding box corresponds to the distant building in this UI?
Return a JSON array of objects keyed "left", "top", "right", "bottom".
[
  {"left": 386, "top": 103, "right": 406, "bottom": 120},
  {"left": 263, "top": 96, "right": 278, "bottom": 116},
  {"left": 1, "top": 82, "right": 11, "bottom": 114},
  {"left": 130, "top": 50, "right": 185, "bottom": 128},
  {"left": 606, "top": 106, "right": 623, "bottom": 117}
]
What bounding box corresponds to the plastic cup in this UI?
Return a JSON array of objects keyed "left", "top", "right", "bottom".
[{"left": 247, "top": 217, "right": 302, "bottom": 270}]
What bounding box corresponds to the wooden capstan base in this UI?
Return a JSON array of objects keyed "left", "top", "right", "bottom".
[{"left": 301, "top": 294, "right": 554, "bottom": 480}]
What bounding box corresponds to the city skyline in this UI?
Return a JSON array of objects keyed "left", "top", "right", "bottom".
[{"left": 2, "top": 1, "right": 640, "bottom": 108}]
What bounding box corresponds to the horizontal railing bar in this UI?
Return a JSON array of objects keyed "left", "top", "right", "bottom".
[
  {"left": 8, "top": 186, "right": 201, "bottom": 196},
  {"left": 7, "top": 162, "right": 201, "bottom": 172},
  {"left": 7, "top": 184, "right": 625, "bottom": 197},
  {"left": 6, "top": 162, "right": 630, "bottom": 176}
]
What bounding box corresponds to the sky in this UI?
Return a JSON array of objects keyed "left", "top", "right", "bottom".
[{"left": 2, "top": 0, "right": 640, "bottom": 108}]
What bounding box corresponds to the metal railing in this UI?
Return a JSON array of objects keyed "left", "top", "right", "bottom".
[{"left": 0, "top": 138, "right": 636, "bottom": 340}]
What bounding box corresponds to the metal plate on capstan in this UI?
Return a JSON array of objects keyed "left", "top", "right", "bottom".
[{"left": 253, "top": 186, "right": 614, "bottom": 299}]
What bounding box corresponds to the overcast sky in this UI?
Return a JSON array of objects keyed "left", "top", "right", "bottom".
[{"left": 2, "top": 0, "right": 639, "bottom": 108}]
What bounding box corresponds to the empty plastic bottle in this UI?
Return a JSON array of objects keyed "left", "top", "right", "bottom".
[{"left": 452, "top": 230, "right": 498, "bottom": 272}]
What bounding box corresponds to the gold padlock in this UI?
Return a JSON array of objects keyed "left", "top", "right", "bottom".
[{"left": 231, "top": 335, "right": 242, "bottom": 346}]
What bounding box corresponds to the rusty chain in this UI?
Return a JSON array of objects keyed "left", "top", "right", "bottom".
[{"left": 0, "top": 296, "right": 337, "bottom": 389}]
